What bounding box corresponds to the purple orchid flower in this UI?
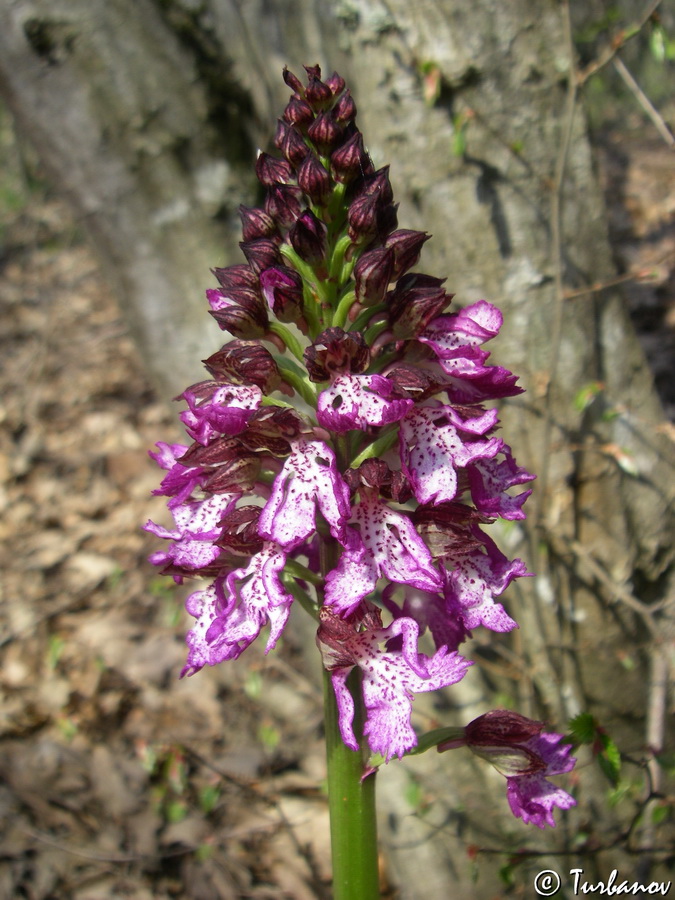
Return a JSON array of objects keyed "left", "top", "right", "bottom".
[{"left": 438, "top": 710, "right": 577, "bottom": 828}]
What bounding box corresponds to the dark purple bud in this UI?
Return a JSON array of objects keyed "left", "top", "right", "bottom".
[
  {"left": 333, "top": 89, "right": 356, "bottom": 123},
  {"left": 203, "top": 452, "right": 261, "bottom": 494},
  {"left": 388, "top": 273, "right": 452, "bottom": 338},
  {"left": 284, "top": 95, "right": 315, "bottom": 128},
  {"left": 384, "top": 229, "right": 431, "bottom": 279},
  {"left": 307, "top": 111, "right": 343, "bottom": 153},
  {"left": 305, "top": 75, "right": 333, "bottom": 111},
  {"left": 265, "top": 183, "right": 304, "bottom": 228},
  {"left": 359, "top": 166, "right": 394, "bottom": 204},
  {"left": 240, "top": 238, "right": 281, "bottom": 273},
  {"left": 203, "top": 340, "right": 282, "bottom": 394},
  {"left": 207, "top": 287, "right": 269, "bottom": 339},
  {"left": 283, "top": 66, "right": 304, "bottom": 94},
  {"left": 347, "top": 192, "right": 380, "bottom": 241},
  {"left": 385, "top": 363, "right": 442, "bottom": 401},
  {"left": 297, "top": 154, "right": 331, "bottom": 204},
  {"left": 413, "top": 501, "right": 489, "bottom": 558},
  {"left": 465, "top": 710, "right": 546, "bottom": 748},
  {"left": 212, "top": 264, "right": 259, "bottom": 291},
  {"left": 239, "top": 205, "right": 278, "bottom": 241},
  {"left": 304, "top": 327, "right": 370, "bottom": 382},
  {"left": 354, "top": 247, "right": 395, "bottom": 305},
  {"left": 303, "top": 63, "right": 322, "bottom": 81},
  {"left": 331, "top": 131, "right": 371, "bottom": 183},
  {"left": 242, "top": 406, "right": 306, "bottom": 456},
  {"left": 216, "top": 505, "right": 264, "bottom": 556},
  {"left": 256, "top": 152, "right": 293, "bottom": 187},
  {"left": 274, "top": 120, "right": 309, "bottom": 166},
  {"left": 325, "top": 71, "right": 346, "bottom": 96},
  {"left": 288, "top": 210, "right": 328, "bottom": 264},
  {"left": 259, "top": 265, "right": 304, "bottom": 323}
]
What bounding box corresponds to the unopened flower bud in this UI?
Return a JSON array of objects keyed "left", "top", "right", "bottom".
[
  {"left": 265, "top": 183, "right": 304, "bottom": 228},
  {"left": 212, "top": 264, "right": 259, "bottom": 291},
  {"left": 325, "top": 71, "right": 346, "bottom": 96},
  {"left": 239, "top": 205, "right": 278, "bottom": 241},
  {"left": 284, "top": 95, "right": 314, "bottom": 128},
  {"left": 304, "top": 327, "right": 370, "bottom": 382},
  {"left": 240, "top": 238, "right": 281, "bottom": 273},
  {"left": 307, "top": 111, "right": 343, "bottom": 153},
  {"left": 297, "top": 154, "right": 331, "bottom": 204},
  {"left": 331, "top": 131, "right": 370, "bottom": 183},
  {"left": 347, "top": 192, "right": 380, "bottom": 241},
  {"left": 207, "top": 287, "right": 269, "bottom": 339},
  {"left": 304, "top": 73, "right": 333, "bottom": 110},
  {"left": 354, "top": 247, "right": 395, "bottom": 306},
  {"left": 359, "top": 166, "right": 394, "bottom": 204},
  {"left": 333, "top": 89, "right": 357, "bottom": 123},
  {"left": 384, "top": 229, "right": 431, "bottom": 279},
  {"left": 255, "top": 152, "right": 293, "bottom": 187},
  {"left": 282, "top": 66, "right": 304, "bottom": 94},
  {"left": 259, "top": 265, "right": 304, "bottom": 322},
  {"left": 288, "top": 210, "right": 328, "bottom": 264},
  {"left": 388, "top": 273, "right": 452, "bottom": 338},
  {"left": 275, "top": 119, "right": 309, "bottom": 166}
]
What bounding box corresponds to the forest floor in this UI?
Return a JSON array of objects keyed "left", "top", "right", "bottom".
[{"left": 0, "top": 111, "right": 673, "bottom": 899}]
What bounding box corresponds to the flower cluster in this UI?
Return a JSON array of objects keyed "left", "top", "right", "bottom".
[
  {"left": 437, "top": 710, "right": 577, "bottom": 828},
  {"left": 146, "top": 66, "right": 549, "bottom": 793}
]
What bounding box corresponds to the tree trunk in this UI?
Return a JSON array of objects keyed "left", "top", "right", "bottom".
[{"left": 1, "top": 1, "right": 672, "bottom": 896}]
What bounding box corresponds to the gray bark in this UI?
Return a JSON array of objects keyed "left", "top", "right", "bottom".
[{"left": 1, "top": 1, "right": 672, "bottom": 896}]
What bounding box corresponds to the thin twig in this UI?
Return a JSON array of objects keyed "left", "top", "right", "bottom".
[
  {"left": 535, "top": 0, "right": 577, "bottom": 531},
  {"left": 613, "top": 56, "right": 675, "bottom": 148},
  {"left": 577, "top": 0, "right": 663, "bottom": 86},
  {"left": 563, "top": 251, "right": 675, "bottom": 301}
]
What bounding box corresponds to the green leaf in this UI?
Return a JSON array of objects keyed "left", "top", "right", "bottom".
[
  {"left": 597, "top": 732, "right": 622, "bottom": 786},
  {"left": 165, "top": 799, "right": 188, "bottom": 824},
  {"left": 566, "top": 712, "right": 597, "bottom": 745},
  {"left": 199, "top": 784, "right": 220, "bottom": 814},
  {"left": 651, "top": 802, "right": 671, "bottom": 826}
]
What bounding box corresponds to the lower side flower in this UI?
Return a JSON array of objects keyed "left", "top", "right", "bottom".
[
  {"left": 438, "top": 709, "right": 576, "bottom": 828},
  {"left": 318, "top": 606, "right": 472, "bottom": 761}
]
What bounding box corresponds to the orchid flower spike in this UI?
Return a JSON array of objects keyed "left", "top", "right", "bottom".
[{"left": 146, "top": 65, "right": 553, "bottom": 785}]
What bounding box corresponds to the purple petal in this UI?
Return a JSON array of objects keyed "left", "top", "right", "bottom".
[
  {"left": 399, "top": 404, "right": 502, "bottom": 505},
  {"left": 506, "top": 773, "right": 576, "bottom": 828},
  {"left": 180, "top": 383, "right": 262, "bottom": 445},
  {"left": 258, "top": 439, "right": 351, "bottom": 549},
  {"left": 183, "top": 543, "right": 293, "bottom": 672},
  {"left": 317, "top": 373, "right": 413, "bottom": 433},
  {"left": 325, "top": 492, "right": 441, "bottom": 614},
  {"left": 331, "top": 668, "right": 359, "bottom": 751},
  {"left": 149, "top": 442, "right": 204, "bottom": 508},
  {"left": 467, "top": 445, "right": 535, "bottom": 520},
  {"left": 443, "top": 529, "right": 529, "bottom": 632},
  {"left": 418, "top": 301, "right": 502, "bottom": 356},
  {"left": 144, "top": 493, "right": 236, "bottom": 570}
]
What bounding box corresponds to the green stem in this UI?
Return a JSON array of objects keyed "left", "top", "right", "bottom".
[{"left": 323, "top": 668, "right": 380, "bottom": 900}]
